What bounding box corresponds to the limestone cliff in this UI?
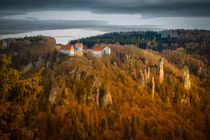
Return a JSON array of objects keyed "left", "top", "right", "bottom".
[
  {"left": 152, "top": 77, "right": 155, "bottom": 100},
  {"left": 49, "top": 87, "right": 62, "bottom": 104},
  {"left": 102, "top": 91, "right": 112, "bottom": 107},
  {"left": 140, "top": 67, "right": 150, "bottom": 85},
  {"left": 183, "top": 66, "right": 191, "bottom": 90},
  {"left": 158, "top": 58, "right": 164, "bottom": 83}
]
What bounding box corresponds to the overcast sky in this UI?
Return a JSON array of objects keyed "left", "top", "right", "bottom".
[{"left": 0, "top": 0, "right": 210, "bottom": 43}]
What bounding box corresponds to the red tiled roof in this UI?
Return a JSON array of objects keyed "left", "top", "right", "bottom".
[
  {"left": 60, "top": 44, "right": 75, "bottom": 50},
  {"left": 76, "top": 43, "right": 82, "bottom": 47},
  {"left": 93, "top": 48, "right": 104, "bottom": 51}
]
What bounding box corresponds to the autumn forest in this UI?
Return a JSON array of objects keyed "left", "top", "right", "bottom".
[{"left": 0, "top": 30, "right": 210, "bottom": 140}]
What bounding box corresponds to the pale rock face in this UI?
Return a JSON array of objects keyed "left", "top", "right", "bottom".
[
  {"left": 140, "top": 67, "right": 150, "bottom": 85},
  {"left": 197, "top": 67, "right": 206, "bottom": 78},
  {"left": 49, "top": 87, "right": 61, "bottom": 104},
  {"left": 81, "top": 76, "right": 101, "bottom": 105},
  {"left": 148, "top": 67, "right": 150, "bottom": 79},
  {"left": 69, "top": 67, "right": 81, "bottom": 81},
  {"left": 75, "top": 73, "right": 81, "bottom": 81},
  {"left": 33, "top": 56, "right": 44, "bottom": 67},
  {"left": 145, "top": 67, "right": 150, "bottom": 83},
  {"left": 140, "top": 70, "right": 145, "bottom": 85},
  {"left": 96, "top": 91, "right": 100, "bottom": 105},
  {"left": 93, "top": 77, "right": 101, "bottom": 88},
  {"left": 39, "top": 56, "right": 44, "bottom": 64},
  {"left": 102, "top": 91, "right": 112, "bottom": 107},
  {"left": 85, "top": 94, "right": 96, "bottom": 101},
  {"left": 197, "top": 67, "right": 202, "bottom": 76},
  {"left": 93, "top": 78, "right": 101, "bottom": 105},
  {"left": 158, "top": 58, "right": 164, "bottom": 83},
  {"left": 183, "top": 66, "right": 191, "bottom": 90},
  {"left": 113, "top": 61, "right": 117, "bottom": 67},
  {"left": 70, "top": 67, "right": 77, "bottom": 77},
  {"left": 152, "top": 77, "right": 155, "bottom": 100},
  {"left": 181, "top": 95, "right": 190, "bottom": 105},
  {"left": 46, "top": 61, "right": 51, "bottom": 68}
]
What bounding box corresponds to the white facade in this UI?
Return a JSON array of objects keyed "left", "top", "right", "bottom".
[
  {"left": 103, "top": 47, "right": 111, "bottom": 55},
  {"left": 59, "top": 43, "right": 83, "bottom": 56},
  {"left": 91, "top": 46, "right": 111, "bottom": 57},
  {"left": 92, "top": 51, "right": 103, "bottom": 57},
  {"left": 70, "top": 49, "right": 74, "bottom": 55}
]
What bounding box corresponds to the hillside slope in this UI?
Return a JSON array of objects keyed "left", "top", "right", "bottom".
[
  {"left": 0, "top": 33, "right": 210, "bottom": 140},
  {"left": 37, "top": 44, "right": 209, "bottom": 140}
]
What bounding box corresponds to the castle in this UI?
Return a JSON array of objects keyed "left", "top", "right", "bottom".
[
  {"left": 85, "top": 46, "right": 111, "bottom": 57},
  {"left": 58, "top": 42, "right": 111, "bottom": 57},
  {"left": 59, "top": 42, "right": 83, "bottom": 56}
]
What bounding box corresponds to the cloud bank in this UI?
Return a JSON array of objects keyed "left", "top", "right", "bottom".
[
  {"left": 0, "top": 19, "right": 161, "bottom": 35},
  {"left": 0, "top": 0, "right": 210, "bottom": 17},
  {"left": 0, "top": 0, "right": 210, "bottom": 35}
]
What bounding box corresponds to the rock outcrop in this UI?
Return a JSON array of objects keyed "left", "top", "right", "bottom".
[
  {"left": 92, "top": 77, "right": 101, "bottom": 105},
  {"left": 181, "top": 95, "right": 190, "bottom": 105},
  {"left": 183, "top": 66, "right": 191, "bottom": 90},
  {"left": 49, "top": 87, "right": 62, "bottom": 104},
  {"left": 145, "top": 67, "right": 150, "bottom": 83},
  {"left": 46, "top": 61, "right": 51, "bottom": 68},
  {"left": 102, "top": 91, "right": 112, "bottom": 107},
  {"left": 140, "top": 70, "right": 145, "bottom": 85},
  {"left": 81, "top": 76, "right": 102, "bottom": 105},
  {"left": 140, "top": 67, "right": 150, "bottom": 85},
  {"left": 70, "top": 67, "right": 81, "bottom": 81},
  {"left": 34, "top": 56, "right": 45, "bottom": 67},
  {"left": 158, "top": 58, "right": 164, "bottom": 83},
  {"left": 197, "top": 67, "right": 206, "bottom": 78},
  {"left": 152, "top": 77, "right": 155, "bottom": 100},
  {"left": 197, "top": 67, "right": 202, "bottom": 76},
  {"left": 96, "top": 92, "right": 100, "bottom": 105}
]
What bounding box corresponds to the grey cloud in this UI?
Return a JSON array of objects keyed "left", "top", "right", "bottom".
[
  {"left": 26, "top": 17, "right": 39, "bottom": 20},
  {"left": 0, "top": 19, "right": 161, "bottom": 35},
  {"left": 0, "top": 0, "right": 210, "bottom": 17}
]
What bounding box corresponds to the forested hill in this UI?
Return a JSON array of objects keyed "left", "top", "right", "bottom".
[
  {"left": 0, "top": 30, "right": 210, "bottom": 140},
  {"left": 70, "top": 30, "right": 210, "bottom": 63},
  {"left": 0, "top": 36, "right": 56, "bottom": 70}
]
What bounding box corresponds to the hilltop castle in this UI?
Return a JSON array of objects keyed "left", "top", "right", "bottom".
[
  {"left": 59, "top": 42, "right": 83, "bottom": 56},
  {"left": 58, "top": 42, "right": 111, "bottom": 57},
  {"left": 85, "top": 46, "right": 111, "bottom": 57}
]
